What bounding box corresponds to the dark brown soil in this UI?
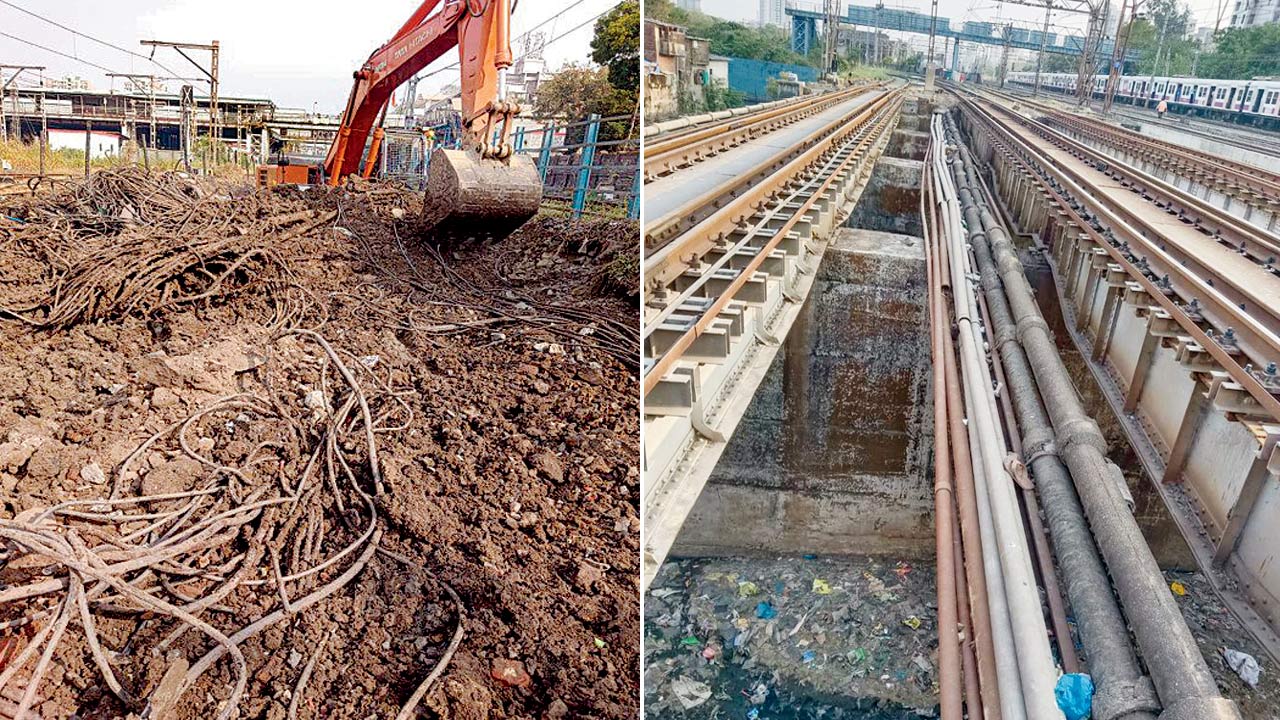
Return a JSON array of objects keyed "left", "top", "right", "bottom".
[{"left": 0, "top": 175, "right": 639, "bottom": 719}]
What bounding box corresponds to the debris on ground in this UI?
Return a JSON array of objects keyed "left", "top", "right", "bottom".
[
  {"left": 0, "top": 169, "right": 639, "bottom": 719},
  {"left": 644, "top": 556, "right": 942, "bottom": 719},
  {"left": 1166, "top": 568, "right": 1280, "bottom": 716}
]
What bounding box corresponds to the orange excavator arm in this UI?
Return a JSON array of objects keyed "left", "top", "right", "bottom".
[{"left": 324, "top": 0, "right": 517, "bottom": 185}]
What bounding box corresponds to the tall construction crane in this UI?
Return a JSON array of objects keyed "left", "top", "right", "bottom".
[{"left": 260, "top": 0, "right": 542, "bottom": 231}]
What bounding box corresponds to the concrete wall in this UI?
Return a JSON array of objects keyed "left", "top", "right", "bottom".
[
  {"left": 670, "top": 228, "right": 934, "bottom": 558},
  {"left": 844, "top": 157, "right": 923, "bottom": 237}
]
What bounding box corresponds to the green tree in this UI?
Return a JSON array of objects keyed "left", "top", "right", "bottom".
[
  {"left": 535, "top": 64, "right": 635, "bottom": 142},
  {"left": 1198, "top": 24, "right": 1280, "bottom": 78},
  {"left": 646, "top": 0, "right": 812, "bottom": 66},
  {"left": 592, "top": 0, "right": 640, "bottom": 93}
]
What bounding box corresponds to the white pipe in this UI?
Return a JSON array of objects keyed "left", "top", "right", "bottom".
[
  {"left": 933, "top": 114, "right": 1065, "bottom": 720},
  {"left": 933, "top": 134, "right": 1027, "bottom": 720}
]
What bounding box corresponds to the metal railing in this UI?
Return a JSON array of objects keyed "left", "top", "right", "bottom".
[{"left": 382, "top": 114, "right": 638, "bottom": 220}]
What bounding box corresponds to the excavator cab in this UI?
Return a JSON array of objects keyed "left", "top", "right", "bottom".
[{"left": 324, "top": 0, "right": 542, "bottom": 235}]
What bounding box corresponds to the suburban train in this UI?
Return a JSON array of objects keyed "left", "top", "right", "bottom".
[{"left": 1006, "top": 71, "right": 1280, "bottom": 129}]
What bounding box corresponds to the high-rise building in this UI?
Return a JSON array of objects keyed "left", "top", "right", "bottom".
[
  {"left": 759, "top": 0, "right": 786, "bottom": 27},
  {"left": 1230, "top": 0, "right": 1280, "bottom": 27}
]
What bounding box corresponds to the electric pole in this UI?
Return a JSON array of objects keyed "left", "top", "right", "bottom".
[
  {"left": 1034, "top": 3, "right": 1053, "bottom": 96},
  {"left": 927, "top": 0, "right": 940, "bottom": 89},
  {"left": 141, "top": 40, "right": 219, "bottom": 161},
  {"left": 0, "top": 64, "right": 44, "bottom": 143},
  {"left": 1103, "top": 0, "right": 1140, "bottom": 113}
]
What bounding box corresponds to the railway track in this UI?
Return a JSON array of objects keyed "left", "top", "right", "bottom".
[
  {"left": 957, "top": 91, "right": 1280, "bottom": 404},
  {"left": 981, "top": 87, "right": 1280, "bottom": 216},
  {"left": 644, "top": 85, "right": 891, "bottom": 254},
  {"left": 641, "top": 86, "right": 906, "bottom": 589},
  {"left": 643, "top": 83, "right": 883, "bottom": 181}
]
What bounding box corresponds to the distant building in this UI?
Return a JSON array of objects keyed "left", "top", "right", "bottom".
[
  {"left": 759, "top": 0, "right": 785, "bottom": 28},
  {"left": 707, "top": 54, "right": 730, "bottom": 87},
  {"left": 677, "top": 0, "right": 702, "bottom": 10},
  {"left": 47, "top": 127, "right": 125, "bottom": 158},
  {"left": 1229, "top": 0, "right": 1279, "bottom": 28},
  {"left": 644, "top": 19, "right": 712, "bottom": 121},
  {"left": 42, "top": 76, "right": 91, "bottom": 92}
]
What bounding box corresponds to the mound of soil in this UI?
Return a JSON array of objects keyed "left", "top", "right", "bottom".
[{"left": 0, "top": 174, "right": 638, "bottom": 719}]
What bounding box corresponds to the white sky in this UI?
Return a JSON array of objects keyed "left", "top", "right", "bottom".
[
  {"left": 705, "top": 0, "right": 1233, "bottom": 39},
  {"left": 0, "top": 0, "right": 618, "bottom": 112}
]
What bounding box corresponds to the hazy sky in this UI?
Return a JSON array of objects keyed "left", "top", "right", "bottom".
[{"left": 0, "top": 0, "right": 616, "bottom": 112}]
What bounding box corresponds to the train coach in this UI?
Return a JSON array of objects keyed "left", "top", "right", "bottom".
[{"left": 1005, "top": 71, "right": 1280, "bottom": 129}]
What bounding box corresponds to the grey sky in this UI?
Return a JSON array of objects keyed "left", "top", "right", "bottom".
[{"left": 0, "top": 0, "right": 617, "bottom": 112}]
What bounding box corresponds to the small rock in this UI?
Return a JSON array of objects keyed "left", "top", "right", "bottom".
[
  {"left": 288, "top": 650, "right": 303, "bottom": 669},
  {"left": 532, "top": 380, "right": 550, "bottom": 395},
  {"left": 575, "top": 562, "right": 603, "bottom": 591},
  {"left": 531, "top": 452, "right": 563, "bottom": 483},
  {"left": 546, "top": 699, "right": 569, "bottom": 718},
  {"left": 25, "top": 442, "right": 64, "bottom": 481},
  {"left": 490, "top": 658, "right": 531, "bottom": 689},
  {"left": 151, "top": 387, "right": 180, "bottom": 409},
  {"left": 303, "top": 390, "right": 326, "bottom": 410},
  {"left": 80, "top": 462, "right": 106, "bottom": 485}
]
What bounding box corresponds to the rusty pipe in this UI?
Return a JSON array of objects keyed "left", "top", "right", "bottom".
[
  {"left": 932, "top": 152, "right": 1003, "bottom": 720},
  {"left": 924, "top": 156, "right": 964, "bottom": 720},
  {"left": 953, "top": 494, "right": 985, "bottom": 719}
]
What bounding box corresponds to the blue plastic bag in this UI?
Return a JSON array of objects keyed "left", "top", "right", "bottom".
[
  {"left": 1055, "top": 673, "right": 1094, "bottom": 720},
  {"left": 755, "top": 601, "right": 777, "bottom": 619}
]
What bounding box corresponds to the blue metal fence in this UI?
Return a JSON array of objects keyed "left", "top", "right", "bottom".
[
  {"left": 725, "top": 58, "right": 821, "bottom": 103},
  {"left": 386, "top": 114, "right": 638, "bottom": 220}
]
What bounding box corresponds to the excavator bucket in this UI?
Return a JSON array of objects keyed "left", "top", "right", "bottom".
[{"left": 422, "top": 148, "right": 543, "bottom": 238}]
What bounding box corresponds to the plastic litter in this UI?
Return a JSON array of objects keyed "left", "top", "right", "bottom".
[
  {"left": 671, "top": 677, "right": 712, "bottom": 709},
  {"left": 1170, "top": 581, "right": 1187, "bottom": 596},
  {"left": 1054, "top": 673, "right": 1095, "bottom": 720},
  {"left": 739, "top": 581, "right": 760, "bottom": 597},
  {"left": 746, "top": 708, "right": 761, "bottom": 720},
  {"left": 756, "top": 601, "right": 777, "bottom": 620},
  {"left": 746, "top": 682, "right": 769, "bottom": 705},
  {"left": 681, "top": 636, "right": 701, "bottom": 646},
  {"left": 801, "top": 649, "right": 817, "bottom": 663},
  {"left": 902, "top": 616, "right": 922, "bottom": 630},
  {"left": 1223, "top": 648, "right": 1262, "bottom": 688},
  {"left": 812, "top": 578, "right": 833, "bottom": 595}
]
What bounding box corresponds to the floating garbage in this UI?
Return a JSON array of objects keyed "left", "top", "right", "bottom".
[
  {"left": 756, "top": 601, "right": 777, "bottom": 620},
  {"left": 1054, "top": 673, "right": 1094, "bottom": 720},
  {"left": 739, "top": 581, "right": 760, "bottom": 597},
  {"left": 1223, "top": 648, "right": 1262, "bottom": 688},
  {"left": 801, "top": 649, "right": 817, "bottom": 663},
  {"left": 812, "top": 578, "right": 833, "bottom": 595}
]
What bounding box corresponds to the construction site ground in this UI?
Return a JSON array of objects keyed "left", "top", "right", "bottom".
[{"left": 0, "top": 169, "right": 639, "bottom": 719}]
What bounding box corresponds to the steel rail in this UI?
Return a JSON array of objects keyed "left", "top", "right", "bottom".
[
  {"left": 956, "top": 93, "right": 1280, "bottom": 422},
  {"left": 967, "top": 96, "right": 1280, "bottom": 397},
  {"left": 641, "top": 90, "right": 904, "bottom": 396},
  {"left": 644, "top": 87, "right": 891, "bottom": 253},
  {"left": 643, "top": 83, "right": 881, "bottom": 180},
  {"left": 644, "top": 88, "right": 899, "bottom": 288},
  {"left": 981, "top": 86, "right": 1280, "bottom": 196},
  {"left": 983, "top": 96, "right": 1280, "bottom": 268}
]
